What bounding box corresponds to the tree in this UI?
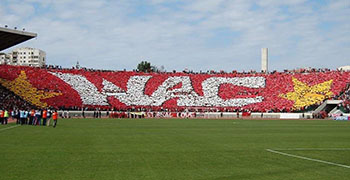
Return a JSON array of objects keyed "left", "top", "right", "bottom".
[
  {"left": 137, "top": 61, "right": 152, "bottom": 72},
  {"left": 137, "top": 61, "right": 165, "bottom": 73}
]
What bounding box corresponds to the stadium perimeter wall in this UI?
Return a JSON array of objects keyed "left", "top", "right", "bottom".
[{"left": 58, "top": 110, "right": 350, "bottom": 120}]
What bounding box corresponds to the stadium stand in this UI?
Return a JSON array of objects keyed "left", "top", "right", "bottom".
[
  {"left": 0, "top": 84, "right": 34, "bottom": 110},
  {"left": 0, "top": 65, "right": 350, "bottom": 114},
  {"left": 338, "top": 83, "right": 350, "bottom": 113}
]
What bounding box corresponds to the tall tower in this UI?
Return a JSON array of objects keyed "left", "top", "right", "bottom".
[
  {"left": 261, "top": 48, "right": 268, "bottom": 73},
  {"left": 76, "top": 61, "right": 80, "bottom": 69}
]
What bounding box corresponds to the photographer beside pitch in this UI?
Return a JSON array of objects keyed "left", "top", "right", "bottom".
[{"left": 52, "top": 110, "right": 58, "bottom": 128}]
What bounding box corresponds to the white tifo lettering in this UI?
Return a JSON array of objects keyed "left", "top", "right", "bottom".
[
  {"left": 50, "top": 72, "right": 109, "bottom": 105},
  {"left": 51, "top": 72, "right": 265, "bottom": 107}
]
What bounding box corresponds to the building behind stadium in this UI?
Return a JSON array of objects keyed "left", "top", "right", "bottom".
[{"left": 0, "top": 47, "right": 46, "bottom": 67}]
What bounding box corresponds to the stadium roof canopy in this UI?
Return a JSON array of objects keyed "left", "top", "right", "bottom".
[{"left": 0, "top": 27, "right": 37, "bottom": 51}]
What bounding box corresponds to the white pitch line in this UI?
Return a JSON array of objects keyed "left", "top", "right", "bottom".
[
  {"left": 273, "top": 148, "right": 350, "bottom": 151},
  {"left": 260, "top": 125, "right": 348, "bottom": 127},
  {"left": 266, "top": 149, "right": 350, "bottom": 169},
  {"left": 0, "top": 125, "right": 20, "bottom": 132}
]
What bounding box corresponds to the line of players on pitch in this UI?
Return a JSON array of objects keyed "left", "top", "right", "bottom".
[{"left": 0, "top": 109, "right": 58, "bottom": 128}]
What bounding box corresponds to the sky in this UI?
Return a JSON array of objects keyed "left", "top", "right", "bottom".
[{"left": 0, "top": 0, "right": 349, "bottom": 72}]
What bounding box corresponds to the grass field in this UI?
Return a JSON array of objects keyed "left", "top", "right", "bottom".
[{"left": 1, "top": 118, "right": 350, "bottom": 180}]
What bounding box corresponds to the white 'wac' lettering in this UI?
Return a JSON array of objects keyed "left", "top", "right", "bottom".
[{"left": 51, "top": 72, "right": 266, "bottom": 107}]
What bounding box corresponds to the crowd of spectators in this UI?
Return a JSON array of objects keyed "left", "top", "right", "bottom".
[
  {"left": 40, "top": 64, "right": 350, "bottom": 75},
  {"left": 0, "top": 85, "right": 34, "bottom": 110},
  {"left": 336, "top": 83, "right": 350, "bottom": 113},
  {"left": 1, "top": 64, "right": 350, "bottom": 115}
]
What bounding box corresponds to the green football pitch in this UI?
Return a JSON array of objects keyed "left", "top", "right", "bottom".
[{"left": 1, "top": 118, "right": 350, "bottom": 180}]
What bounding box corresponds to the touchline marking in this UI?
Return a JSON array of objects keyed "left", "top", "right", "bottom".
[
  {"left": 266, "top": 149, "right": 350, "bottom": 169},
  {"left": 257, "top": 125, "right": 347, "bottom": 127},
  {"left": 0, "top": 125, "right": 20, "bottom": 132},
  {"left": 273, "top": 148, "right": 350, "bottom": 151}
]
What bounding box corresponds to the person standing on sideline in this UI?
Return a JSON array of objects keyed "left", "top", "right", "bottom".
[
  {"left": 29, "top": 109, "right": 35, "bottom": 125},
  {"left": 20, "top": 110, "right": 25, "bottom": 125},
  {"left": 46, "top": 109, "right": 52, "bottom": 126},
  {"left": 42, "top": 109, "right": 47, "bottom": 126},
  {"left": 15, "top": 110, "right": 20, "bottom": 124},
  {"left": 35, "top": 110, "right": 41, "bottom": 126},
  {"left": 52, "top": 110, "right": 58, "bottom": 128},
  {"left": 82, "top": 109, "right": 85, "bottom": 118},
  {"left": 4, "top": 110, "right": 9, "bottom": 125},
  {"left": 0, "top": 109, "right": 4, "bottom": 125},
  {"left": 11, "top": 110, "right": 17, "bottom": 124},
  {"left": 24, "top": 110, "right": 29, "bottom": 125}
]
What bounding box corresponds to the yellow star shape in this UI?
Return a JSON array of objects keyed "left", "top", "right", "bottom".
[
  {"left": 0, "top": 71, "right": 62, "bottom": 108},
  {"left": 279, "top": 77, "right": 333, "bottom": 109}
]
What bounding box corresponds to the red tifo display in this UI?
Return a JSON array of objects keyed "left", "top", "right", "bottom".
[{"left": 0, "top": 65, "right": 349, "bottom": 112}]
